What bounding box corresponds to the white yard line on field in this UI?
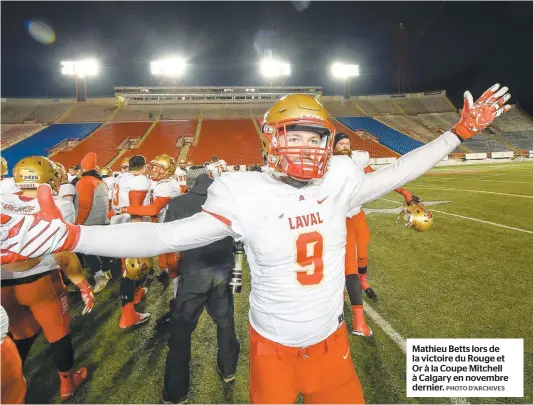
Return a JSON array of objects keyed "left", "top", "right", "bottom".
[
  {"left": 363, "top": 305, "right": 470, "bottom": 404},
  {"left": 411, "top": 185, "right": 533, "bottom": 198},
  {"left": 420, "top": 177, "right": 531, "bottom": 184},
  {"left": 379, "top": 198, "right": 533, "bottom": 234}
]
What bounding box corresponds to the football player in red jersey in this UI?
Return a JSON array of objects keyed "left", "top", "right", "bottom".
[{"left": 1, "top": 84, "right": 511, "bottom": 404}]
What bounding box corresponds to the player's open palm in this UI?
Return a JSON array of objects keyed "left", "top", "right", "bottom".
[
  {"left": 453, "top": 83, "right": 511, "bottom": 140},
  {"left": 1, "top": 185, "right": 80, "bottom": 264}
]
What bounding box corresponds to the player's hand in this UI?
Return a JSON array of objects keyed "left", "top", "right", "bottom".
[
  {"left": 120, "top": 207, "right": 128, "bottom": 215},
  {"left": 107, "top": 210, "right": 115, "bottom": 219},
  {"left": 76, "top": 280, "right": 95, "bottom": 315},
  {"left": 452, "top": 83, "right": 511, "bottom": 140},
  {"left": 1, "top": 185, "right": 81, "bottom": 264}
]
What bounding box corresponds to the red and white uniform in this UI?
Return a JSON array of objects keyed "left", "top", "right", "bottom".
[
  {"left": 111, "top": 172, "right": 151, "bottom": 219},
  {"left": 58, "top": 183, "right": 76, "bottom": 204},
  {"left": 173, "top": 167, "right": 188, "bottom": 187},
  {"left": 150, "top": 178, "right": 181, "bottom": 223},
  {"left": 206, "top": 160, "right": 227, "bottom": 178},
  {"left": 0, "top": 178, "right": 20, "bottom": 196},
  {"left": 102, "top": 176, "right": 116, "bottom": 202},
  {"left": 347, "top": 151, "right": 371, "bottom": 218}
]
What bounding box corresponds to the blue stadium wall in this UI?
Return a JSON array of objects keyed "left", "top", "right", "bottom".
[
  {"left": 337, "top": 117, "right": 424, "bottom": 154},
  {"left": 2, "top": 123, "right": 101, "bottom": 175}
]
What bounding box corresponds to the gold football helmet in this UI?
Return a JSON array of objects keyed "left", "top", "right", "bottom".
[
  {"left": 52, "top": 161, "right": 68, "bottom": 184},
  {"left": 1, "top": 156, "right": 8, "bottom": 177},
  {"left": 13, "top": 156, "right": 60, "bottom": 194},
  {"left": 124, "top": 258, "right": 153, "bottom": 281},
  {"left": 120, "top": 157, "right": 130, "bottom": 172},
  {"left": 261, "top": 94, "right": 335, "bottom": 180},
  {"left": 149, "top": 154, "right": 176, "bottom": 181},
  {"left": 100, "top": 167, "right": 112, "bottom": 177},
  {"left": 397, "top": 202, "right": 433, "bottom": 232}
]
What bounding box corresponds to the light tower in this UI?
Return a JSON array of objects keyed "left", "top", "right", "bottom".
[
  {"left": 151, "top": 57, "right": 186, "bottom": 86},
  {"left": 60, "top": 59, "right": 99, "bottom": 102},
  {"left": 394, "top": 22, "right": 410, "bottom": 94},
  {"left": 331, "top": 62, "right": 359, "bottom": 99},
  {"left": 259, "top": 50, "right": 291, "bottom": 86}
]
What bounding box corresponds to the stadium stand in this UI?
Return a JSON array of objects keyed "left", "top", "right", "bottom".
[
  {"left": 497, "top": 131, "right": 533, "bottom": 151},
  {"left": 370, "top": 99, "right": 403, "bottom": 115},
  {"left": 1, "top": 104, "right": 37, "bottom": 124},
  {"left": 418, "top": 95, "right": 455, "bottom": 113},
  {"left": 375, "top": 115, "right": 438, "bottom": 142},
  {"left": 389, "top": 97, "right": 428, "bottom": 115},
  {"left": 1, "top": 124, "right": 45, "bottom": 149},
  {"left": 112, "top": 105, "right": 161, "bottom": 121},
  {"left": 330, "top": 118, "right": 399, "bottom": 158},
  {"left": 322, "top": 99, "right": 363, "bottom": 117},
  {"left": 2, "top": 123, "right": 101, "bottom": 174},
  {"left": 352, "top": 99, "right": 380, "bottom": 115},
  {"left": 337, "top": 116, "right": 424, "bottom": 154},
  {"left": 52, "top": 122, "right": 152, "bottom": 168},
  {"left": 63, "top": 104, "right": 117, "bottom": 122},
  {"left": 111, "top": 120, "right": 197, "bottom": 170},
  {"left": 187, "top": 119, "right": 262, "bottom": 165},
  {"left": 489, "top": 106, "right": 533, "bottom": 133},
  {"left": 461, "top": 134, "right": 513, "bottom": 153},
  {"left": 32, "top": 103, "right": 73, "bottom": 123}
]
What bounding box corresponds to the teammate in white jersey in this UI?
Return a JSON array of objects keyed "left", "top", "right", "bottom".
[
  {"left": 124, "top": 155, "right": 181, "bottom": 282},
  {"left": 1, "top": 156, "right": 92, "bottom": 401},
  {"left": 0, "top": 157, "right": 21, "bottom": 196},
  {"left": 0, "top": 85, "right": 512, "bottom": 404},
  {"left": 173, "top": 158, "right": 189, "bottom": 194},
  {"left": 110, "top": 155, "right": 151, "bottom": 221},
  {"left": 100, "top": 167, "right": 116, "bottom": 206},
  {"left": 52, "top": 162, "right": 76, "bottom": 205},
  {"left": 206, "top": 155, "right": 227, "bottom": 178}
]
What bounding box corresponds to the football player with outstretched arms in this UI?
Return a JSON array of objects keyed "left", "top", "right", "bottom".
[
  {"left": 332, "top": 132, "right": 421, "bottom": 337},
  {"left": 1, "top": 156, "right": 93, "bottom": 401},
  {"left": 0, "top": 84, "right": 511, "bottom": 404}
]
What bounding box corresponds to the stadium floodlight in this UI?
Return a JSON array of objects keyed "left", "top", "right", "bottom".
[
  {"left": 260, "top": 58, "right": 291, "bottom": 78},
  {"left": 331, "top": 62, "right": 359, "bottom": 80},
  {"left": 60, "top": 59, "right": 99, "bottom": 78},
  {"left": 151, "top": 58, "right": 186, "bottom": 77}
]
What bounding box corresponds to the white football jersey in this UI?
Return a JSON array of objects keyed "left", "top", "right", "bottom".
[
  {"left": 67, "top": 174, "right": 77, "bottom": 183},
  {"left": 151, "top": 178, "right": 181, "bottom": 222},
  {"left": 1, "top": 195, "right": 75, "bottom": 281},
  {"left": 351, "top": 150, "right": 370, "bottom": 171},
  {"left": 206, "top": 160, "right": 227, "bottom": 178},
  {"left": 58, "top": 183, "right": 76, "bottom": 203},
  {"left": 103, "top": 176, "right": 116, "bottom": 201},
  {"left": 173, "top": 167, "right": 188, "bottom": 186},
  {"left": 202, "top": 156, "right": 370, "bottom": 347},
  {"left": 0, "top": 178, "right": 20, "bottom": 196},
  {"left": 111, "top": 172, "right": 151, "bottom": 213}
]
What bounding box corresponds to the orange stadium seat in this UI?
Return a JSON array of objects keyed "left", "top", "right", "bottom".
[
  {"left": 53, "top": 122, "right": 152, "bottom": 168},
  {"left": 187, "top": 119, "right": 262, "bottom": 165},
  {"left": 111, "top": 120, "right": 196, "bottom": 170}
]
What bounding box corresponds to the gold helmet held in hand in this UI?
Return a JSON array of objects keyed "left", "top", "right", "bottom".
[
  {"left": 397, "top": 202, "right": 433, "bottom": 232},
  {"left": 124, "top": 258, "right": 153, "bottom": 281}
]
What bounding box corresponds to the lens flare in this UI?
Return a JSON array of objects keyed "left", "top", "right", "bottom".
[{"left": 26, "top": 20, "right": 56, "bottom": 45}]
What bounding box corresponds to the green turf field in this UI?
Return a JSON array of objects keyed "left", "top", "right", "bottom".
[{"left": 23, "top": 161, "right": 533, "bottom": 404}]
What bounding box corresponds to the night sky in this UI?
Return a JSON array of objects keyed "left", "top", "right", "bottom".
[{"left": 2, "top": 1, "right": 533, "bottom": 113}]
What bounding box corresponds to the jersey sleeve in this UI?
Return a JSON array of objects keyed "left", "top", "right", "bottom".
[
  {"left": 61, "top": 184, "right": 76, "bottom": 197},
  {"left": 154, "top": 180, "right": 181, "bottom": 198},
  {"left": 201, "top": 176, "right": 244, "bottom": 239},
  {"left": 351, "top": 151, "right": 370, "bottom": 170},
  {"left": 130, "top": 175, "right": 151, "bottom": 191},
  {"left": 348, "top": 131, "right": 460, "bottom": 209},
  {"left": 58, "top": 200, "right": 76, "bottom": 224}
]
